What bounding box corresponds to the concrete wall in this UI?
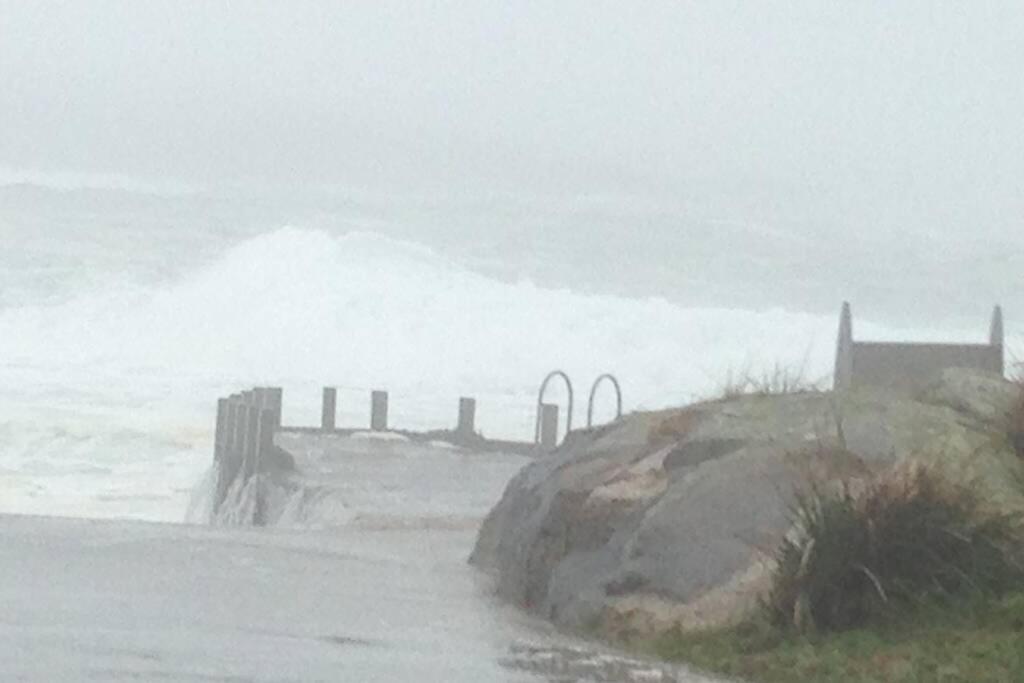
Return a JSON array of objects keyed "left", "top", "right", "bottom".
[{"left": 834, "top": 303, "right": 1004, "bottom": 393}]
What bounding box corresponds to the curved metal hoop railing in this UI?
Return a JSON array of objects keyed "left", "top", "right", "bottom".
[
  {"left": 534, "top": 370, "right": 574, "bottom": 445},
  {"left": 586, "top": 373, "right": 622, "bottom": 428}
]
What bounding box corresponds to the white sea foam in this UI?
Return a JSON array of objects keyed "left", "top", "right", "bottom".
[{"left": 0, "top": 227, "right": 1012, "bottom": 522}]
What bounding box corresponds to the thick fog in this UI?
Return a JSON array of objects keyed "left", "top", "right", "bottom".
[{"left": 3, "top": 2, "right": 1023, "bottom": 319}]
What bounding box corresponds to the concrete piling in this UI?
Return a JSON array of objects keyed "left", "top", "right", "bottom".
[
  {"left": 322, "top": 387, "right": 337, "bottom": 431},
  {"left": 243, "top": 404, "right": 260, "bottom": 479},
  {"left": 265, "top": 387, "right": 283, "bottom": 429},
  {"left": 212, "top": 373, "right": 589, "bottom": 516},
  {"left": 214, "top": 398, "right": 229, "bottom": 461},
  {"left": 539, "top": 403, "right": 559, "bottom": 450},
  {"left": 457, "top": 397, "right": 476, "bottom": 437},
  {"left": 371, "top": 390, "right": 389, "bottom": 431},
  {"left": 258, "top": 408, "right": 275, "bottom": 460}
]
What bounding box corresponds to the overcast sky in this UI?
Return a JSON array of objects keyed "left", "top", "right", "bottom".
[{"left": 3, "top": 2, "right": 1023, "bottom": 234}]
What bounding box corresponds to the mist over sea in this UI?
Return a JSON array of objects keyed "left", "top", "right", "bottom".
[{"left": 0, "top": 177, "right": 1016, "bottom": 522}]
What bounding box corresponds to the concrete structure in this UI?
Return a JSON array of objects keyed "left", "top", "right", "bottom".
[
  {"left": 321, "top": 387, "right": 337, "bottom": 431},
  {"left": 371, "top": 390, "right": 389, "bottom": 431},
  {"left": 834, "top": 302, "right": 1004, "bottom": 393},
  {"left": 457, "top": 397, "right": 476, "bottom": 437}
]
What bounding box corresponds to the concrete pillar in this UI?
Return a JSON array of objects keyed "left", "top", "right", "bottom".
[
  {"left": 371, "top": 390, "right": 389, "bottom": 431},
  {"left": 457, "top": 397, "right": 476, "bottom": 437},
  {"left": 991, "top": 305, "right": 1005, "bottom": 376},
  {"left": 321, "top": 387, "right": 337, "bottom": 431},
  {"left": 258, "top": 408, "right": 275, "bottom": 461},
  {"left": 834, "top": 301, "right": 854, "bottom": 390},
  {"left": 263, "top": 387, "right": 283, "bottom": 429},
  {"left": 214, "top": 398, "right": 229, "bottom": 461},
  {"left": 215, "top": 397, "right": 239, "bottom": 507},
  {"left": 243, "top": 404, "right": 260, "bottom": 480},
  {"left": 539, "top": 403, "right": 559, "bottom": 450},
  {"left": 230, "top": 397, "right": 246, "bottom": 466}
]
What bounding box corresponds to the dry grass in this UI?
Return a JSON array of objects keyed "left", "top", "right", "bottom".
[{"left": 716, "top": 362, "right": 824, "bottom": 401}]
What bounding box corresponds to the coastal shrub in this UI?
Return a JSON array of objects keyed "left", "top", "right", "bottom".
[
  {"left": 716, "top": 362, "right": 822, "bottom": 400},
  {"left": 765, "top": 464, "right": 1024, "bottom": 634}
]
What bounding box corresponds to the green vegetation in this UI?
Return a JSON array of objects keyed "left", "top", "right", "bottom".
[
  {"left": 653, "top": 595, "right": 1024, "bottom": 683},
  {"left": 767, "top": 466, "right": 1023, "bottom": 634},
  {"left": 650, "top": 465, "right": 1024, "bottom": 682}
]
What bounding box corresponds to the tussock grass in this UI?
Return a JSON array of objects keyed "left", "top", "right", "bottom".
[
  {"left": 766, "top": 464, "right": 1024, "bottom": 634},
  {"left": 652, "top": 465, "right": 1024, "bottom": 682}
]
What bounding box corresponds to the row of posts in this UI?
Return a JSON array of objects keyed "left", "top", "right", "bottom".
[
  {"left": 319, "top": 388, "right": 485, "bottom": 440},
  {"left": 214, "top": 387, "right": 283, "bottom": 505},
  {"left": 214, "top": 387, "right": 562, "bottom": 489},
  {"left": 316, "top": 388, "right": 561, "bottom": 448}
]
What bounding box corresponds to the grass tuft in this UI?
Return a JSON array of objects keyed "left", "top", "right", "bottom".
[
  {"left": 765, "top": 464, "right": 1024, "bottom": 635},
  {"left": 716, "top": 362, "right": 823, "bottom": 400}
]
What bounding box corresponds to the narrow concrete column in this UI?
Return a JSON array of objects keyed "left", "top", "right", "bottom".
[
  {"left": 214, "top": 398, "right": 229, "bottom": 461},
  {"left": 258, "top": 408, "right": 275, "bottom": 462},
  {"left": 834, "top": 301, "right": 854, "bottom": 390},
  {"left": 243, "top": 404, "right": 260, "bottom": 480},
  {"left": 230, "top": 397, "right": 246, "bottom": 467},
  {"left": 266, "top": 387, "right": 284, "bottom": 428},
  {"left": 223, "top": 397, "right": 247, "bottom": 497},
  {"left": 371, "top": 390, "right": 389, "bottom": 431},
  {"left": 457, "top": 397, "right": 476, "bottom": 437},
  {"left": 253, "top": 387, "right": 269, "bottom": 410},
  {"left": 539, "top": 403, "right": 559, "bottom": 450},
  {"left": 322, "top": 387, "right": 337, "bottom": 431},
  {"left": 253, "top": 408, "right": 275, "bottom": 527},
  {"left": 216, "top": 397, "right": 241, "bottom": 506},
  {"left": 991, "top": 305, "right": 1005, "bottom": 376}
]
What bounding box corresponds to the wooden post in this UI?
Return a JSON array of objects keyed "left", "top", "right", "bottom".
[
  {"left": 371, "top": 390, "right": 389, "bottom": 431},
  {"left": 322, "top": 387, "right": 337, "bottom": 431},
  {"left": 457, "top": 397, "right": 476, "bottom": 437},
  {"left": 539, "top": 403, "right": 559, "bottom": 450}
]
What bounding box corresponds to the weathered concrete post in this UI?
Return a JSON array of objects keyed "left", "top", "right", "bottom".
[
  {"left": 258, "top": 408, "right": 275, "bottom": 461},
  {"left": 991, "top": 305, "right": 1005, "bottom": 375},
  {"left": 214, "top": 398, "right": 229, "bottom": 461},
  {"left": 371, "top": 390, "right": 389, "bottom": 431},
  {"left": 243, "top": 404, "right": 260, "bottom": 480},
  {"left": 265, "top": 387, "right": 283, "bottom": 429},
  {"left": 253, "top": 407, "right": 275, "bottom": 526},
  {"left": 214, "top": 397, "right": 236, "bottom": 508},
  {"left": 539, "top": 403, "right": 559, "bottom": 450},
  {"left": 834, "top": 301, "right": 854, "bottom": 390},
  {"left": 230, "top": 395, "right": 246, "bottom": 468},
  {"left": 457, "top": 397, "right": 476, "bottom": 437},
  {"left": 321, "top": 387, "right": 337, "bottom": 431}
]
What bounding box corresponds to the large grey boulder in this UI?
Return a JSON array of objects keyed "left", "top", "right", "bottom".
[{"left": 470, "top": 369, "right": 1024, "bottom": 640}]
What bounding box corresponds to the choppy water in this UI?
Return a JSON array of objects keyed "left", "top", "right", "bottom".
[{"left": 1, "top": 177, "right": 1017, "bottom": 681}]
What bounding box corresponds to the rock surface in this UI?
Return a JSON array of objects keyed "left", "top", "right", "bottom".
[{"left": 470, "top": 369, "right": 1024, "bottom": 640}]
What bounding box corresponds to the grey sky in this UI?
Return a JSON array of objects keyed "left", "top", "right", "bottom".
[{"left": 3, "top": 2, "right": 1024, "bottom": 251}]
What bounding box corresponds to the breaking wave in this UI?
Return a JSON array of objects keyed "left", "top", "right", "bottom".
[{"left": 1, "top": 227, "right": 1004, "bottom": 521}]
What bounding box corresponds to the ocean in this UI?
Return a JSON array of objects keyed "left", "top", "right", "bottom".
[{"left": 1, "top": 177, "right": 1017, "bottom": 680}]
